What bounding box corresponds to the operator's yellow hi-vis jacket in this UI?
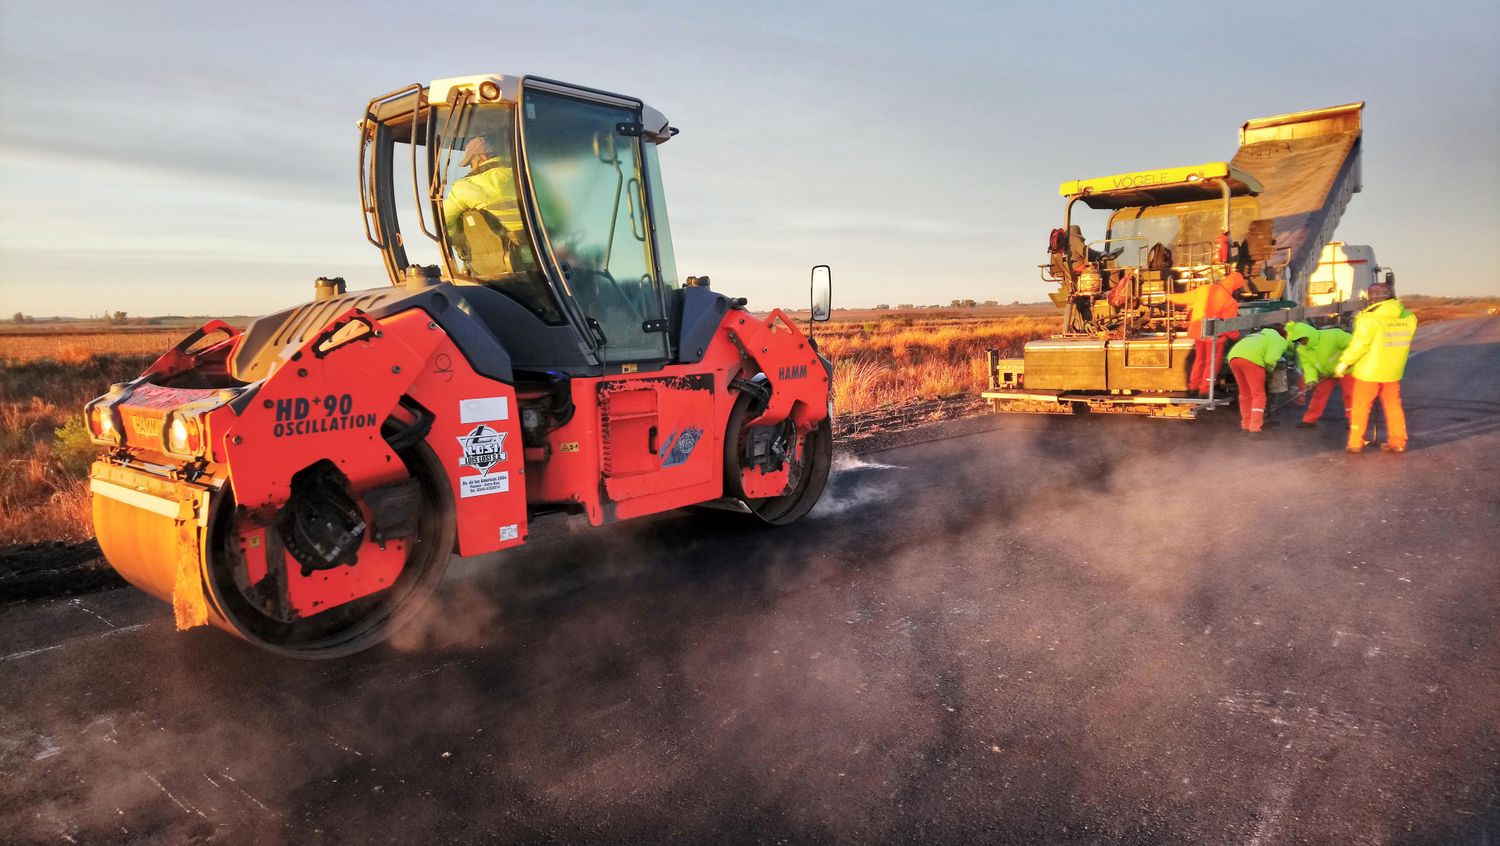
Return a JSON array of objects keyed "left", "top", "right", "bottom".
[
  {"left": 1336, "top": 299, "right": 1418, "bottom": 382},
  {"left": 443, "top": 158, "right": 525, "bottom": 243}
]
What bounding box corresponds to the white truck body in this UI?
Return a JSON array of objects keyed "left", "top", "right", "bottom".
[{"left": 1307, "top": 242, "right": 1383, "bottom": 307}]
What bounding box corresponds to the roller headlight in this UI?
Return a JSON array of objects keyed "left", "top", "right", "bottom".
[
  {"left": 164, "top": 412, "right": 203, "bottom": 457},
  {"left": 87, "top": 403, "right": 121, "bottom": 446}
]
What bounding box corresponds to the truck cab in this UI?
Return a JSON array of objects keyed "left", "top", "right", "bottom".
[{"left": 1308, "top": 242, "right": 1390, "bottom": 307}]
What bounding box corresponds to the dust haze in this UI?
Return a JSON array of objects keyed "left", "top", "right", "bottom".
[{"left": 3, "top": 423, "right": 1497, "bottom": 843}]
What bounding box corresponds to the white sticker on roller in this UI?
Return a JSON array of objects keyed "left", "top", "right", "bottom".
[
  {"left": 457, "top": 424, "right": 507, "bottom": 473},
  {"left": 461, "top": 471, "right": 509, "bottom": 499},
  {"left": 460, "top": 396, "right": 509, "bottom": 423},
  {"left": 499, "top": 523, "right": 519, "bottom": 541}
]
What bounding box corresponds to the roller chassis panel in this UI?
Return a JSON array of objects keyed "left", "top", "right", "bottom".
[
  {"left": 400, "top": 337, "right": 527, "bottom": 558},
  {"left": 216, "top": 310, "right": 438, "bottom": 617},
  {"left": 220, "top": 307, "right": 533, "bottom": 556},
  {"left": 525, "top": 307, "right": 831, "bottom": 524},
  {"left": 91, "top": 306, "right": 530, "bottom": 629}
]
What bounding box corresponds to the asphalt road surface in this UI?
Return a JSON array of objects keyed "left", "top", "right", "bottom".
[{"left": 4, "top": 317, "right": 1498, "bottom": 845}]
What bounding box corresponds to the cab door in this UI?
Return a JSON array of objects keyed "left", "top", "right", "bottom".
[
  {"left": 521, "top": 85, "right": 669, "bottom": 363},
  {"left": 522, "top": 84, "right": 712, "bottom": 514}
]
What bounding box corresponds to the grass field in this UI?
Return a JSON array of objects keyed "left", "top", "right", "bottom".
[
  {"left": 1, "top": 298, "right": 1494, "bottom": 546},
  {"left": 1404, "top": 296, "right": 1500, "bottom": 323},
  {"left": 0, "top": 330, "right": 192, "bottom": 363},
  {"left": 814, "top": 311, "right": 1057, "bottom": 414},
  {"left": 1, "top": 354, "right": 156, "bottom": 544}
]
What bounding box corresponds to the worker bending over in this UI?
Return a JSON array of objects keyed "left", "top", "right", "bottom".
[
  {"left": 1334, "top": 282, "right": 1417, "bottom": 454},
  {"left": 1285, "top": 321, "right": 1354, "bottom": 428},
  {"left": 1225, "top": 325, "right": 1288, "bottom": 433},
  {"left": 1168, "top": 269, "right": 1244, "bottom": 395}
]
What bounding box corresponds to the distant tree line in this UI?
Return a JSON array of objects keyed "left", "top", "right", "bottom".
[
  {"left": 862, "top": 300, "right": 1010, "bottom": 311},
  {"left": 7, "top": 310, "right": 173, "bottom": 326}
]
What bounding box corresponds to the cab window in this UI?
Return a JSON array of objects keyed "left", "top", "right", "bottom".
[
  {"left": 523, "top": 89, "right": 668, "bottom": 363},
  {"left": 431, "top": 101, "right": 562, "bottom": 323}
]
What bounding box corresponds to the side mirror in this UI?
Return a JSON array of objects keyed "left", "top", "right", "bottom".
[
  {"left": 810, "top": 264, "right": 832, "bottom": 323},
  {"left": 1383, "top": 269, "right": 1395, "bottom": 286}
]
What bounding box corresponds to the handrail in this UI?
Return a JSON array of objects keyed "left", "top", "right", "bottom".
[
  {"left": 1059, "top": 195, "right": 1086, "bottom": 331},
  {"left": 427, "top": 89, "right": 473, "bottom": 282},
  {"left": 358, "top": 83, "right": 424, "bottom": 252},
  {"left": 357, "top": 118, "right": 380, "bottom": 249},
  {"left": 409, "top": 87, "right": 442, "bottom": 245}
]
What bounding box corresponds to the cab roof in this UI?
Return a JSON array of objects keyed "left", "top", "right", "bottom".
[
  {"left": 1059, "top": 161, "right": 1263, "bottom": 209},
  {"left": 365, "top": 75, "right": 675, "bottom": 143},
  {"left": 429, "top": 74, "right": 674, "bottom": 142}
]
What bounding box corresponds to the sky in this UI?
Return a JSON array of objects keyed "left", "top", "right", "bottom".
[{"left": 1, "top": 0, "right": 1497, "bottom": 318}]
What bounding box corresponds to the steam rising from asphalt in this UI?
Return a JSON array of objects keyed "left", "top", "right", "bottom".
[
  {"left": 4, "top": 415, "right": 1496, "bottom": 842},
  {"left": 831, "top": 453, "right": 906, "bottom": 473},
  {"left": 810, "top": 452, "right": 908, "bottom": 517}
]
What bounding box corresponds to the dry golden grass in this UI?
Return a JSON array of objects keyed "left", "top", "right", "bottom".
[
  {"left": 1405, "top": 296, "right": 1500, "bottom": 324},
  {"left": 0, "top": 393, "right": 99, "bottom": 544},
  {"left": 818, "top": 314, "right": 1057, "bottom": 415},
  {"left": 0, "top": 330, "right": 187, "bottom": 363},
  {"left": 1, "top": 333, "right": 171, "bottom": 544}
]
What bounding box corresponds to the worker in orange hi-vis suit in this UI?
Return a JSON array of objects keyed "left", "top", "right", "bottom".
[
  {"left": 1334, "top": 282, "right": 1418, "bottom": 454},
  {"left": 1168, "top": 269, "right": 1245, "bottom": 395}
]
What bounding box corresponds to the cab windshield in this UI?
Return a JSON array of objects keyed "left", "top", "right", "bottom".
[{"left": 431, "top": 102, "right": 561, "bottom": 322}]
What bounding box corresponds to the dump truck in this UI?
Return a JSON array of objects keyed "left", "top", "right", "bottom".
[
  {"left": 985, "top": 103, "right": 1369, "bottom": 418},
  {"left": 83, "top": 74, "right": 835, "bottom": 657}
]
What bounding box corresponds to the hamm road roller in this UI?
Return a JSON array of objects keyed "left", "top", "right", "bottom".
[{"left": 84, "top": 74, "right": 835, "bottom": 657}]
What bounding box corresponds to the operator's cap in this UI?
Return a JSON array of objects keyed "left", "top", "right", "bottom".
[
  {"left": 460, "top": 136, "right": 492, "bottom": 167},
  {"left": 1367, "top": 282, "right": 1394, "bottom": 303}
]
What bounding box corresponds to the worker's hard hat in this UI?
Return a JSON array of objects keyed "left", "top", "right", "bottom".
[
  {"left": 460, "top": 136, "right": 492, "bottom": 167},
  {"left": 1367, "top": 282, "right": 1394, "bottom": 303}
]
